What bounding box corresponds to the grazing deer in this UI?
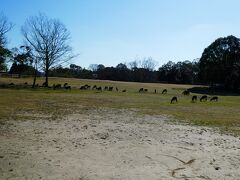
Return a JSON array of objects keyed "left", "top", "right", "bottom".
[
  {"left": 200, "top": 95, "right": 208, "bottom": 102},
  {"left": 86, "top": 85, "right": 91, "bottom": 90},
  {"left": 122, "top": 89, "right": 126, "bottom": 92},
  {"left": 42, "top": 82, "right": 47, "bottom": 87},
  {"left": 192, "top": 95, "right": 197, "bottom": 102},
  {"left": 80, "top": 84, "right": 90, "bottom": 90},
  {"left": 104, "top": 86, "right": 108, "bottom": 91},
  {"left": 80, "top": 85, "right": 86, "bottom": 90},
  {"left": 65, "top": 85, "right": 71, "bottom": 90},
  {"left": 96, "top": 86, "right": 102, "bottom": 91},
  {"left": 162, "top": 89, "right": 167, "bottom": 94},
  {"left": 92, "top": 85, "right": 97, "bottom": 90},
  {"left": 182, "top": 90, "right": 190, "bottom": 95},
  {"left": 171, "top": 96, "right": 178, "bottom": 103},
  {"left": 210, "top": 96, "right": 218, "bottom": 102},
  {"left": 139, "top": 88, "right": 144, "bottom": 92},
  {"left": 53, "top": 84, "right": 61, "bottom": 90}
]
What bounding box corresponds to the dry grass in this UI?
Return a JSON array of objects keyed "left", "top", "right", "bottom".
[{"left": 0, "top": 77, "right": 240, "bottom": 135}]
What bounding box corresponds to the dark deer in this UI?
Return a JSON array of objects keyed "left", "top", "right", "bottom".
[
  {"left": 92, "top": 85, "right": 97, "bottom": 90},
  {"left": 96, "top": 86, "right": 102, "bottom": 91},
  {"left": 80, "top": 85, "right": 86, "bottom": 90},
  {"left": 154, "top": 89, "right": 157, "bottom": 93},
  {"left": 210, "top": 96, "right": 218, "bottom": 102},
  {"left": 139, "top": 88, "right": 144, "bottom": 92},
  {"left": 81, "top": 84, "right": 90, "bottom": 90},
  {"left": 42, "top": 82, "right": 47, "bottom": 87},
  {"left": 65, "top": 85, "right": 71, "bottom": 90},
  {"left": 192, "top": 95, "right": 197, "bottom": 102},
  {"left": 182, "top": 90, "right": 190, "bottom": 95},
  {"left": 122, "top": 89, "right": 126, "bottom": 92},
  {"left": 104, "top": 86, "right": 108, "bottom": 91},
  {"left": 200, "top": 95, "right": 207, "bottom": 102},
  {"left": 171, "top": 96, "right": 178, "bottom": 103},
  {"left": 53, "top": 84, "right": 61, "bottom": 90},
  {"left": 162, "top": 89, "right": 167, "bottom": 94}
]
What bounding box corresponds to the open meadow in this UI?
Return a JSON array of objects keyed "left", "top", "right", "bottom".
[
  {"left": 0, "top": 77, "right": 240, "bottom": 179},
  {"left": 0, "top": 77, "right": 240, "bottom": 135}
]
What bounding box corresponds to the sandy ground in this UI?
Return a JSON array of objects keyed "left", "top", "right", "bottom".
[{"left": 0, "top": 108, "right": 240, "bottom": 180}]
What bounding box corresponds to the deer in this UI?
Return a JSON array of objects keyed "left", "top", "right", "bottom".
[
  {"left": 53, "top": 84, "right": 61, "bottom": 90},
  {"left": 192, "top": 95, "right": 197, "bottom": 102},
  {"left": 96, "top": 86, "right": 102, "bottom": 91},
  {"left": 210, "top": 96, "right": 218, "bottom": 102},
  {"left": 64, "top": 85, "right": 71, "bottom": 90},
  {"left": 139, "top": 88, "right": 144, "bottom": 93},
  {"left": 80, "top": 85, "right": 86, "bottom": 90},
  {"left": 171, "top": 96, "right": 178, "bottom": 103},
  {"left": 162, "top": 89, "right": 167, "bottom": 94},
  {"left": 182, "top": 90, "right": 190, "bottom": 95},
  {"left": 92, "top": 85, "right": 97, "bottom": 90},
  {"left": 200, "top": 95, "right": 208, "bottom": 102}
]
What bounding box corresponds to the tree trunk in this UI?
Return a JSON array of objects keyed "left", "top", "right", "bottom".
[
  {"left": 32, "top": 75, "right": 37, "bottom": 88},
  {"left": 44, "top": 53, "right": 49, "bottom": 87},
  {"left": 45, "top": 69, "right": 49, "bottom": 87},
  {"left": 32, "top": 63, "right": 37, "bottom": 88}
]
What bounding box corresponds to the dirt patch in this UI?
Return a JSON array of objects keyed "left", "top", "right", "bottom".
[{"left": 0, "top": 108, "right": 240, "bottom": 179}]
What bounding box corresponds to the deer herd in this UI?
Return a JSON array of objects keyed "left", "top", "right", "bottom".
[
  {"left": 170, "top": 90, "right": 218, "bottom": 104},
  {"left": 172, "top": 91, "right": 218, "bottom": 103},
  {"left": 7, "top": 81, "right": 219, "bottom": 104},
  {"left": 74, "top": 83, "right": 219, "bottom": 104},
  {"left": 139, "top": 87, "right": 218, "bottom": 104}
]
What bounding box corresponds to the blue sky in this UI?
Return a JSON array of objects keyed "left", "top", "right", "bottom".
[{"left": 1, "top": 0, "right": 240, "bottom": 68}]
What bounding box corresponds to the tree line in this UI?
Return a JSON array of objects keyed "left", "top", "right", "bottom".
[
  {"left": 46, "top": 58, "right": 198, "bottom": 84},
  {"left": 0, "top": 13, "right": 240, "bottom": 91}
]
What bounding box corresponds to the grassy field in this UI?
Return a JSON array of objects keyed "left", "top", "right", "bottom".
[{"left": 0, "top": 77, "right": 240, "bottom": 136}]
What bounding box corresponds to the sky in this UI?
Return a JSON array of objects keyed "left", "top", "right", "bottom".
[{"left": 1, "top": 0, "right": 240, "bottom": 69}]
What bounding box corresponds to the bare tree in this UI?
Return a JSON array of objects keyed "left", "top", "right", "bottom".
[
  {"left": 89, "top": 64, "right": 98, "bottom": 72},
  {"left": 140, "top": 57, "right": 158, "bottom": 71},
  {"left": 128, "top": 57, "right": 158, "bottom": 71},
  {"left": 128, "top": 60, "right": 139, "bottom": 70},
  {"left": 21, "top": 13, "right": 73, "bottom": 87},
  {"left": 0, "top": 13, "right": 13, "bottom": 71},
  {"left": 0, "top": 13, "right": 13, "bottom": 46}
]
